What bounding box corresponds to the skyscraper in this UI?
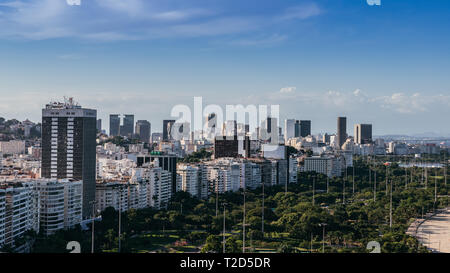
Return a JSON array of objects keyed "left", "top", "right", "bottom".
[
  {"left": 163, "top": 120, "right": 175, "bottom": 141},
  {"left": 135, "top": 120, "right": 151, "bottom": 143},
  {"left": 299, "top": 120, "right": 311, "bottom": 137},
  {"left": 354, "top": 124, "right": 373, "bottom": 144},
  {"left": 284, "top": 119, "right": 296, "bottom": 142},
  {"left": 41, "top": 99, "right": 97, "bottom": 218},
  {"left": 260, "top": 117, "right": 278, "bottom": 143},
  {"left": 294, "top": 120, "right": 301, "bottom": 138},
  {"left": 109, "top": 114, "right": 120, "bottom": 136},
  {"left": 337, "top": 117, "right": 347, "bottom": 149},
  {"left": 96, "top": 119, "right": 102, "bottom": 132},
  {"left": 120, "top": 114, "right": 134, "bottom": 138}
]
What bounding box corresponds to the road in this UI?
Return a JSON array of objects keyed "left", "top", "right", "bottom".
[{"left": 413, "top": 208, "right": 450, "bottom": 253}]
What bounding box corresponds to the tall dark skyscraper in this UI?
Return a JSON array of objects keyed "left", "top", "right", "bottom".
[
  {"left": 354, "top": 124, "right": 373, "bottom": 144},
  {"left": 135, "top": 120, "right": 151, "bottom": 143},
  {"left": 337, "top": 117, "right": 347, "bottom": 149},
  {"left": 163, "top": 120, "right": 175, "bottom": 141},
  {"left": 120, "top": 114, "right": 134, "bottom": 138},
  {"left": 41, "top": 99, "right": 97, "bottom": 218},
  {"left": 96, "top": 119, "right": 102, "bottom": 132},
  {"left": 299, "top": 120, "right": 311, "bottom": 137},
  {"left": 294, "top": 120, "right": 301, "bottom": 137},
  {"left": 109, "top": 114, "right": 120, "bottom": 136}
]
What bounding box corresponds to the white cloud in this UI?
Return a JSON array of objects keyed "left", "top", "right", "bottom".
[
  {"left": 277, "top": 3, "right": 322, "bottom": 21},
  {"left": 279, "top": 86, "right": 297, "bottom": 93},
  {"left": 0, "top": 1, "right": 322, "bottom": 41}
]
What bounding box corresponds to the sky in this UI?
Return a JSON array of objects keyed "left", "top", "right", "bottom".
[{"left": 0, "top": 0, "right": 449, "bottom": 136}]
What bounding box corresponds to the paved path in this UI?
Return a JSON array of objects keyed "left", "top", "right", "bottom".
[{"left": 413, "top": 208, "right": 450, "bottom": 253}]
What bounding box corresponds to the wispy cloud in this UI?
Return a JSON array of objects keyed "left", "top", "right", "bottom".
[
  {"left": 266, "top": 87, "right": 450, "bottom": 114},
  {"left": 0, "top": 0, "right": 322, "bottom": 41}
]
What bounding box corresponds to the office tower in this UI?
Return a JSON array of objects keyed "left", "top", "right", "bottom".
[
  {"left": 214, "top": 136, "right": 239, "bottom": 158},
  {"left": 260, "top": 117, "right": 278, "bottom": 143},
  {"left": 41, "top": 99, "right": 97, "bottom": 218},
  {"left": 109, "top": 114, "right": 120, "bottom": 136},
  {"left": 163, "top": 120, "right": 175, "bottom": 141},
  {"left": 337, "top": 117, "right": 347, "bottom": 149},
  {"left": 294, "top": 120, "right": 301, "bottom": 137},
  {"left": 354, "top": 124, "right": 373, "bottom": 144},
  {"left": 96, "top": 119, "right": 102, "bottom": 132},
  {"left": 205, "top": 113, "right": 217, "bottom": 140},
  {"left": 299, "top": 120, "right": 311, "bottom": 137},
  {"left": 284, "top": 119, "right": 296, "bottom": 142},
  {"left": 120, "top": 114, "right": 134, "bottom": 138},
  {"left": 222, "top": 120, "right": 237, "bottom": 137},
  {"left": 135, "top": 120, "right": 151, "bottom": 143}
]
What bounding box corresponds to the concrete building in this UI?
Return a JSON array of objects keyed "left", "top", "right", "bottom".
[
  {"left": 41, "top": 99, "right": 97, "bottom": 219},
  {"left": 0, "top": 140, "right": 26, "bottom": 155},
  {"left": 354, "top": 124, "right": 372, "bottom": 144},
  {"left": 109, "top": 114, "right": 120, "bottom": 136},
  {"left": 284, "top": 119, "right": 296, "bottom": 143},
  {"left": 299, "top": 120, "right": 311, "bottom": 137},
  {"left": 120, "top": 115, "right": 135, "bottom": 138},
  {"left": 301, "top": 155, "right": 342, "bottom": 177},
  {"left": 337, "top": 117, "right": 347, "bottom": 149},
  {"left": 36, "top": 179, "right": 82, "bottom": 236},
  {"left": 177, "top": 165, "right": 200, "bottom": 197},
  {"left": 163, "top": 120, "right": 176, "bottom": 141},
  {"left": 0, "top": 182, "right": 39, "bottom": 246},
  {"left": 135, "top": 120, "right": 151, "bottom": 143}
]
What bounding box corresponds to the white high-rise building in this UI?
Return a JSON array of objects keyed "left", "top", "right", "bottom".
[
  {"left": 1, "top": 182, "right": 39, "bottom": 246},
  {"left": 0, "top": 190, "right": 5, "bottom": 246},
  {"left": 36, "top": 179, "right": 82, "bottom": 236},
  {"left": 301, "top": 155, "right": 342, "bottom": 178},
  {"left": 177, "top": 165, "right": 200, "bottom": 197},
  {"left": 95, "top": 182, "right": 128, "bottom": 213},
  {"left": 148, "top": 167, "right": 172, "bottom": 209}
]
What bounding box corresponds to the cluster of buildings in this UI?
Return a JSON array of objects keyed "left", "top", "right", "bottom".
[
  {"left": 0, "top": 99, "right": 448, "bottom": 251},
  {"left": 0, "top": 179, "right": 82, "bottom": 249}
]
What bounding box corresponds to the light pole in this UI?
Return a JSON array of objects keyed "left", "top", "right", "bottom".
[
  {"left": 319, "top": 223, "right": 327, "bottom": 253},
  {"left": 118, "top": 187, "right": 123, "bottom": 253},
  {"left": 312, "top": 176, "right": 315, "bottom": 206},
  {"left": 216, "top": 180, "right": 219, "bottom": 217},
  {"left": 262, "top": 181, "right": 265, "bottom": 236},
  {"left": 222, "top": 203, "right": 227, "bottom": 253},
  {"left": 389, "top": 180, "right": 393, "bottom": 229},
  {"left": 352, "top": 166, "right": 355, "bottom": 195},
  {"left": 435, "top": 168, "right": 438, "bottom": 204},
  {"left": 242, "top": 190, "right": 246, "bottom": 253},
  {"left": 374, "top": 170, "right": 377, "bottom": 202},
  {"left": 342, "top": 175, "right": 345, "bottom": 205},
  {"left": 90, "top": 200, "right": 97, "bottom": 254}
]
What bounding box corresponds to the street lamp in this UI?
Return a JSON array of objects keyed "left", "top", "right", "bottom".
[
  {"left": 90, "top": 200, "right": 97, "bottom": 254},
  {"left": 222, "top": 202, "right": 227, "bottom": 253},
  {"left": 319, "top": 223, "right": 327, "bottom": 253}
]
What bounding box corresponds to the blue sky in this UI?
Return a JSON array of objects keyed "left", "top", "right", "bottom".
[{"left": 0, "top": 0, "right": 449, "bottom": 135}]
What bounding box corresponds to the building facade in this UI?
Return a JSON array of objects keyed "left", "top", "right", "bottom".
[{"left": 41, "top": 99, "right": 97, "bottom": 218}]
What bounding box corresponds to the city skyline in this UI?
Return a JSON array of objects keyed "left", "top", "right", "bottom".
[{"left": 0, "top": 0, "right": 449, "bottom": 134}]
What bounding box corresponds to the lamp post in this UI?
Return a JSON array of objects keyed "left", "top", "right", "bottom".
[
  {"left": 312, "top": 175, "right": 316, "bottom": 206},
  {"left": 319, "top": 223, "right": 327, "bottom": 253},
  {"left": 118, "top": 186, "right": 123, "bottom": 253},
  {"left": 242, "top": 190, "right": 246, "bottom": 253},
  {"left": 222, "top": 203, "right": 227, "bottom": 253},
  {"left": 352, "top": 166, "right": 355, "bottom": 195},
  {"left": 90, "top": 200, "right": 97, "bottom": 254}
]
